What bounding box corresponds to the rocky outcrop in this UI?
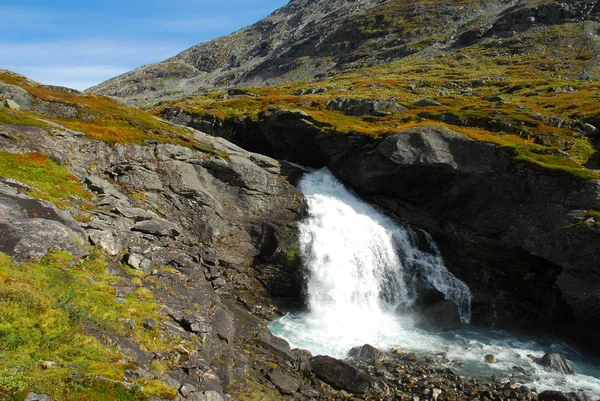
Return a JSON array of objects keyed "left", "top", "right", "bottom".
[
  {"left": 162, "top": 107, "right": 600, "bottom": 351},
  {"left": 325, "top": 97, "right": 406, "bottom": 116},
  {"left": 0, "top": 119, "right": 305, "bottom": 399},
  {"left": 0, "top": 81, "right": 33, "bottom": 110},
  {"left": 0, "top": 180, "right": 88, "bottom": 261}
]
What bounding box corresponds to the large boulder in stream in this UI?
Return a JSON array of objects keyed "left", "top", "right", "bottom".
[{"left": 536, "top": 353, "right": 575, "bottom": 374}]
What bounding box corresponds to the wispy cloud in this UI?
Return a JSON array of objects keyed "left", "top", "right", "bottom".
[
  {"left": 0, "top": 39, "right": 189, "bottom": 90},
  {"left": 0, "top": 0, "right": 289, "bottom": 89}
]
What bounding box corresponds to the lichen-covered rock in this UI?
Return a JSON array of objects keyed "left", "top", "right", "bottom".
[
  {"left": 326, "top": 97, "right": 406, "bottom": 116},
  {"left": 0, "top": 182, "right": 87, "bottom": 261},
  {"left": 0, "top": 82, "right": 33, "bottom": 110}
]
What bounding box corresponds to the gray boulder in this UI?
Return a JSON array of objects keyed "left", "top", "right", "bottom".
[
  {"left": 418, "top": 300, "right": 462, "bottom": 332},
  {"left": 267, "top": 371, "right": 300, "bottom": 395},
  {"left": 326, "top": 97, "right": 406, "bottom": 116},
  {"left": 88, "top": 230, "right": 121, "bottom": 256},
  {"left": 310, "top": 355, "right": 374, "bottom": 394},
  {"left": 0, "top": 183, "right": 87, "bottom": 261},
  {"left": 537, "top": 353, "right": 575, "bottom": 374},
  {"left": 24, "top": 393, "right": 52, "bottom": 401},
  {"left": 0, "top": 82, "right": 33, "bottom": 110},
  {"left": 348, "top": 344, "right": 385, "bottom": 362},
  {"left": 538, "top": 390, "right": 582, "bottom": 401},
  {"left": 188, "top": 390, "right": 224, "bottom": 401},
  {"left": 414, "top": 98, "right": 442, "bottom": 107},
  {"left": 1, "top": 98, "right": 21, "bottom": 110}
]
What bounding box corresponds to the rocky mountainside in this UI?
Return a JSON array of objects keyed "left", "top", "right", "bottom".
[
  {"left": 89, "top": 0, "right": 600, "bottom": 105},
  {"left": 2, "top": 70, "right": 596, "bottom": 401},
  {"left": 2, "top": 0, "right": 600, "bottom": 399},
  {"left": 144, "top": 0, "right": 600, "bottom": 351}
]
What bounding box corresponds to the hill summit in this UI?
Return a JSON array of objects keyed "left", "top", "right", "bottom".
[{"left": 89, "top": 0, "right": 600, "bottom": 105}]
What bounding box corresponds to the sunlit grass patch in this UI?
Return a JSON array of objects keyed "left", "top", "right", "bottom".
[{"left": 0, "top": 151, "right": 93, "bottom": 209}]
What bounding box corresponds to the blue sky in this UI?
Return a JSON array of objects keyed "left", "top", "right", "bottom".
[{"left": 0, "top": 0, "right": 288, "bottom": 90}]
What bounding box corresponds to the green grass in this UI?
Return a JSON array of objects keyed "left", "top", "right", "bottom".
[
  {"left": 0, "top": 71, "right": 227, "bottom": 157},
  {"left": 0, "top": 250, "right": 181, "bottom": 401},
  {"left": 0, "top": 151, "right": 92, "bottom": 209},
  {"left": 156, "top": 23, "right": 600, "bottom": 181},
  {"left": 0, "top": 108, "right": 52, "bottom": 129}
]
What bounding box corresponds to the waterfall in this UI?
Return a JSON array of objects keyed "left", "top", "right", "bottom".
[
  {"left": 269, "top": 169, "right": 600, "bottom": 399},
  {"left": 299, "top": 168, "right": 471, "bottom": 321},
  {"left": 271, "top": 168, "right": 471, "bottom": 356}
]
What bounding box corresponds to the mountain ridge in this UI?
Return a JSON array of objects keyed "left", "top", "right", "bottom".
[{"left": 89, "top": 0, "right": 573, "bottom": 105}]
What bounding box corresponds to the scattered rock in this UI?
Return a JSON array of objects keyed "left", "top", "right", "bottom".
[
  {"left": 414, "top": 98, "right": 442, "bottom": 107},
  {"left": 583, "top": 123, "right": 599, "bottom": 137},
  {"left": 227, "top": 88, "right": 249, "bottom": 96},
  {"left": 310, "top": 355, "right": 374, "bottom": 394},
  {"left": 124, "top": 318, "right": 136, "bottom": 330},
  {"left": 133, "top": 219, "right": 180, "bottom": 238},
  {"left": 485, "top": 354, "right": 497, "bottom": 364},
  {"left": 114, "top": 205, "right": 158, "bottom": 221},
  {"left": 299, "top": 385, "right": 320, "bottom": 398},
  {"left": 25, "top": 393, "right": 52, "bottom": 401},
  {"left": 326, "top": 97, "right": 406, "bottom": 116},
  {"left": 143, "top": 318, "right": 158, "bottom": 329},
  {"left": 1, "top": 98, "right": 21, "bottom": 110},
  {"left": 39, "top": 361, "right": 58, "bottom": 370},
  {"left": 267, "top": 371, "right": 300, "bottom": 395},
  {"left": 84, "top": 176, "right": 129, "bottom": 201},
  {"left": 348, "top": 344, "right": 385, "bottom": 362}
]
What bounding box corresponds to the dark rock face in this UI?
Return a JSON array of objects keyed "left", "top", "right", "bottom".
[
  {"left": 538, "top": 390, "right": 582, "bottom": 401},
  {"left": 165, "top": 108, "right": 600, "bottom": 351},
  {"left": 419, "top": 300, "right": 462, "bottom": 332},
  {"left": 399, "top": 287, "right": 462, "bottom": 332},
  {"left": 310, "top": 355, "right": 375, "bottom": 394}
]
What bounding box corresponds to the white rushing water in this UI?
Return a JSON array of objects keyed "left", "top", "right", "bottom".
[{"left": 269, "top": 168, "right": 600, "bottom": 399}]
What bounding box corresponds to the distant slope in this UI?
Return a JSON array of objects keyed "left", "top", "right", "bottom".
[{"left": 87, "top": 0, "right": 600, "bottom": 105}]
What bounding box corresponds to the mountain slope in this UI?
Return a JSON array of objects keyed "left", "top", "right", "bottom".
[{"left": 86, "top": 0, "right": 600, "bottom": 105}]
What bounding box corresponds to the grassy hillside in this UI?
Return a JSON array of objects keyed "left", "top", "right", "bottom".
[{"left": 155, "top": 21, "right": 600, "bottom": 180}]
